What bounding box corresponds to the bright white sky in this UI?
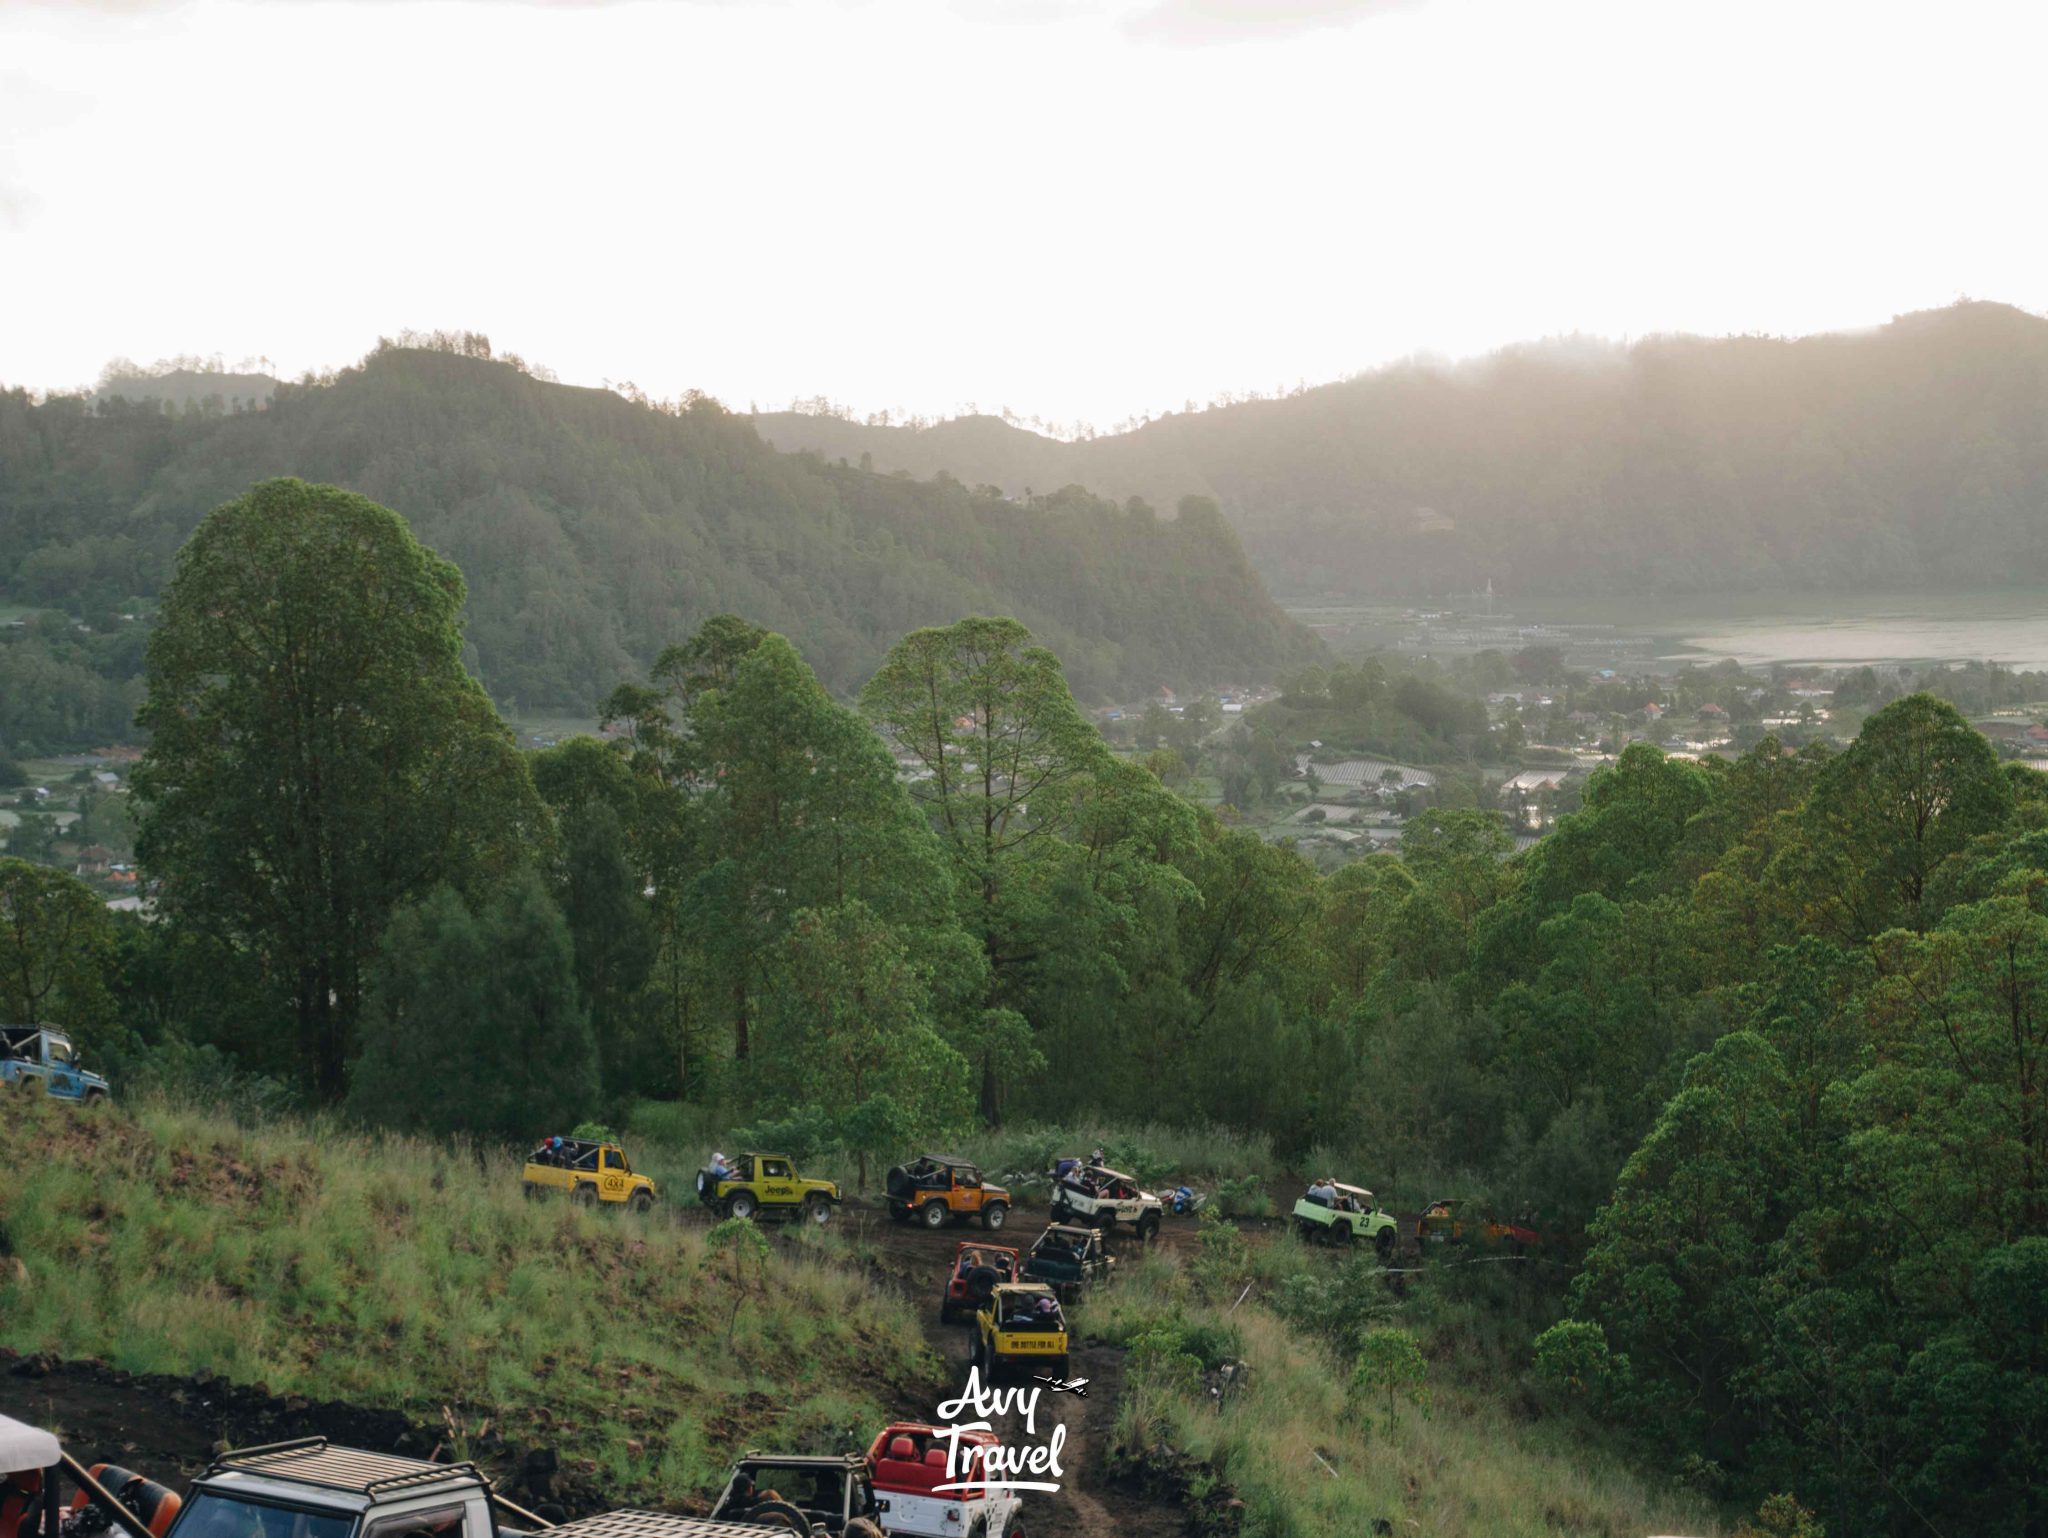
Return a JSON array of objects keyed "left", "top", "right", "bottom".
[{"left": 3, "top": 0, "right": 2045, "bottom": 427}]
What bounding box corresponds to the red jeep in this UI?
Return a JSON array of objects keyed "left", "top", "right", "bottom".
[{"left": 939, "top": 1240, "right": 1021, "bottom": 1325}]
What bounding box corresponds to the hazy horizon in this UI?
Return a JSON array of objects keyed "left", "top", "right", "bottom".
[{"left": 5, "top": 0, "right": 2046, "bottom": 426}]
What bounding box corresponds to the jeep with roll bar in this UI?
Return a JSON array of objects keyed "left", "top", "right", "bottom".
[
  {"left": 704, "top": 1454, "right": 882, "bottom": 1537},
  {"left": 1293, "top": 1181, "right": 1399, "bottom": 1259},
  {"left": 885, "top": 1156, "right": 1010, "bottom": 1232},
  {"left": 694, "top": 1154, "right": 841, "bottom": 1226},
  {"left": 938, "top": 1240, "right": 1021, "bottom": 1326},
  {"left": 523, "top": 1138, "right": 658, "bottom": 1213},
  {"left": 1018, "top": 1223, "right": 1113, "bottom": 1303},
  {"left": 108, "top": 1437, "right": 822, "bottom": 1538},
  {"left": 1, "top": 1026, "right": 111, "bottom": 1105},
  {"left": 1045, "top": 1164, "right": 1161, "bottom": 1240}
]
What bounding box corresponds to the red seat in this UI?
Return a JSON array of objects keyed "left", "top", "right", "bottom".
[
  {"left": 874, "top": 1458, "right": 943, "bottom": 1493},
  {"left": 888, "top": 1437, "right": 916, "bottom": 1461}
]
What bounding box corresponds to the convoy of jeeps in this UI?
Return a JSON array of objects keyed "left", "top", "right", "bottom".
[{"left": 4, "top": 1102, "right": 1479, "bottom": 1538}]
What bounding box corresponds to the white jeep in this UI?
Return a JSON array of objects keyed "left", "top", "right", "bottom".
[{"left": 1046, "top": 1163, "right": 1162, "bottom": 1241}]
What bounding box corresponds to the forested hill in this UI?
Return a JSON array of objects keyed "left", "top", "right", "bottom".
[
  {"left": 757, "top": 301, "right": 2048, "bottom": 599},
  {"left": 0, "top": 345, "right": 1317, "bottom": 712}
]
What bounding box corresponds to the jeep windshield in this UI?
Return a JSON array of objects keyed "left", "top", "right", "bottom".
[
  {"left": 727, "top": 1464, "right": 846, "bottom": 1513},
  {"left": 175, "top": 1492, "right": 356, "bottom": 1538}
]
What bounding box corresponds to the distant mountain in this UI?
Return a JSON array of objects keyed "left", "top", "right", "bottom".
[
  {"left": 757, "top": 302, "right": 2048, "bottom": 601},
  {"left": 0, "top": 346, "right": 1319, "bottom": 712}
]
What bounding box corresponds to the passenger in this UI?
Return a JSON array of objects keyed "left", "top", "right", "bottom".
[
  {"left": 1306, "top": 1178, "right": 1335, "bottom": 1208},
  {"left": 1087, "top": 1147, "right": 1106, "bottom": 1169},
  {"left": 710, "top": 1151, "right": 733, "bottom": 1181}
]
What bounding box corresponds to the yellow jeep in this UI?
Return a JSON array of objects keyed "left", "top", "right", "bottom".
[
  {"left": 972, "top": 1281, "right": 1069, "bottom": 1382},
  {"left": 523, "top": 1137, "right": 658, "bottom": 1212},
  {"left": 695, "top": 1152, "right": 841, "bottom": 1225}
]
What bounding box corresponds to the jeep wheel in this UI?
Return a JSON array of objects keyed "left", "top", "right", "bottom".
[
  {"left": 940, "top": 1300, "right": 956, "bottom": 1325},
  {"left": 571, "top": 1183, "right": 597, "bottom": 1209},
  {"left": 886, "top": 1165, "right": 912, "bottom": 1200},
  {"left": 1136, "top": 1211, "right": 1161, "bottom": 1242},
  {"left": 695, "top": 1169, "right": 712, "bottom": 1202},
  {"left": 981, "top": 1201, "right": 1008, "bottom": 1231},
  {"left": 628, "top": 1190, "right": 654, "bottom": 1215},
  {"left": 921, "top": 1198, "right": 949, "bottom": 1229},
  {"left": 805, "top": 1194, "right": 833, "bottom": 1225},
  {"left": 729, "top": 1191, "right": 758, "bottom": 1220},
  {"left": 83, "top": 1089, "right": 107, "bottom": 1106},
  {"left": 1332, "top": 1219, "right": 1354, "bottom": 1245},
  {"left": 1375, "top": 1226, "right": 1397, "bottom": 1264},
  {"left": 845, "top": 1521, "right": 886, "bottom": 1538},
  {"left": 1049, "top": 1197, "right": 1072, "bottom": 1222}
]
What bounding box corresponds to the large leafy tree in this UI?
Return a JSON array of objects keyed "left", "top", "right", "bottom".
[
  {"left": 0, "top": 858, "right": 116, "bottom": 1027},
  {"left": 133, "top": 479, "right": 541, "bottom": 1096},
  {"left": 347, "top": 873, "right": 598, "bottom": 1139}
]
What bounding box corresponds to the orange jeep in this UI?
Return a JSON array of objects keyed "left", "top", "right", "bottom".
[{"left": 885, "top": 1154, "right": 1011, "bottom": 1231}]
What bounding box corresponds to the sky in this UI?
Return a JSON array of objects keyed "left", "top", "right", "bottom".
[{"left": 2, "top": 0, "right": 2045, "bottom": 428}]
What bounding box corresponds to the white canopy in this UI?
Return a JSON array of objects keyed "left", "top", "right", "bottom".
[{"left": 0, "top": 1413, "right": 61, "bottom": 1471}]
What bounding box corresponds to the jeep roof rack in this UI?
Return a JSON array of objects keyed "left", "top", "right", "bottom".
[
  {"left": 551, "top": 1512, "right": 806, "bottom": 1538},
  {"left": 205, "top": 1439, "right": 485, "bottom": 1497},
  {"left": 733, "top": 1451, "right": 867, "bottom": 1468},
  {"left": 919, "top": 1153, "right": 973, "bottom": 1167}
]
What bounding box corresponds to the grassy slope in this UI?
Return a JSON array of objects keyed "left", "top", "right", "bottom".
[
  {"left": 1084, "top": 1238, "right": 1722, "bottom": 1538},
  {"left": 0, "top": 1099, "right": 933, "bottom": 1503}
]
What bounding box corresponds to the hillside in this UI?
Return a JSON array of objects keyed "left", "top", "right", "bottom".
[
  {"left": 0, "top": 344, "right": 1319, "bottom": 715},
  {"left": 757, "top": 301, "right": 2048, "bottom": 600}
]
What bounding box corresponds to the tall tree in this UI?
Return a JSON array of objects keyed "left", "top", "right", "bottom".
[
  {"left": 133, "top": 478, "right": 541, "bottom": 1096},
  {"left": 0, "top": 859, "right": 116, "bottom": 1027}
]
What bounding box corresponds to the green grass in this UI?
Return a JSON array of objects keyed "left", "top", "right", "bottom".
[
  {"left": 1077, "top": 1229, "right": 1722, "bottom": 1538},
  {"left": 0, "top": 1097, "right": 935, "bottom": 1503}
]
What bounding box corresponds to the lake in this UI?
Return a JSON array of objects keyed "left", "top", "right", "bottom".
[{"left": 1303, "top": 591, "right": 2048, "bottom": 676}]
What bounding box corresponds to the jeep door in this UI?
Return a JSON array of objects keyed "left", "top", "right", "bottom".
[
  {"left": 44, "top": 1034, "right": 84, "bottom": 1100},
  {"left": 758, "top": 1157, "right": 798, "bottom": 1205},
  {"left": 599, "top": 1148, "right": 631, "bottom": 1201}
]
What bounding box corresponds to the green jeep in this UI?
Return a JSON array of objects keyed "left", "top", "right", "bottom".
[{"left": 1293, "top": 1181, "right": 1399, "bottom": 1259}]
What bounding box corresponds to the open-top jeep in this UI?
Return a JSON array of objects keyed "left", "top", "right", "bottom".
[
  {"left": 864, "top": 1423, "right": 1025, "bottom": 1538},
  {"left": 1019, "top": 1223, "right": 1113, "bottom": 1303},
  {"left": 705, "top": 1454, "right": 882, "bottom": 1537},
  {"left": 1, "top": 1026, "right": 110, "bottom": 1104},
  {"left": 1419, "top": 1197, "right": 1553, "bottom": 1253},
  {"left": 129, "top": 1436, "right": 797, "bottom": 1538},
  {"left": 1046, "top": 1164, "right": 1161, "bottom": 1240},
  {"left": 1293, "top": 1181, "right": 1399, "bottom": 1259},
  {"left": 972, "top": 1282, "right": 1068, "bottom": 1384},
  {"left": 696, "top": 1153, "right": 841, "bottom": 1225},
  {"left": 938, "top": 1240, "right": 1021, "bottom": 1326},
  {"left": 523, "top": 1138, "right": 658, "bottom": 1212},
  {"left": 885, "top": 1156, "right": 1010, "bottom": 1231}
]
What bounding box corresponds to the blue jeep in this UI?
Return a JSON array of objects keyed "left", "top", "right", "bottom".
[{"left": 1, "top": 1025, "right": 111, "bottom": 1103}]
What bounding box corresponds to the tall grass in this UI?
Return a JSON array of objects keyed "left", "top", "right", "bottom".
[
  {"left": 1075, "top": 1230, "right": 1721, "bottom": 1538},
  {"left": 0, "top": 1098, "right": 935, "bottom": 1504}
]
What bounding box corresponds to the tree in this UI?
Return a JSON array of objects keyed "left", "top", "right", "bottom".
[
  {"left": 133, "top": 479, "right": 542, "bottom": 1097},
  {"left": 0, "top": 859, "right": 116, "bottom": 1027},
  {"left": 348, "top": 872, "right": 597, "bottom": 1139},
  {"left": 1788, "top": 693, "right": 2013, "bottom": 938},
  {"left": 754, "top": 900, "right": 973, "bottom": 1189}
]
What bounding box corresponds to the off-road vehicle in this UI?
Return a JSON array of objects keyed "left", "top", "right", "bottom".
[
  {"left": 696, "top": 1153, "right": 841, "bottom": 1225},
  {"left": 1293, "top": 1182, "right": 1399, "bottom": 1259},
  {"left": 1, "top": 1026, "right": 110, "bottom": 1104},
  {"left": 885, "top": 1156, "right": 1010, "bottom": 1231},
  {"left": 972, "top": 1282, "right": 1068, "bottom": 1384},
  {"left": 1019, "top": 1223, "right": 1113, "bottom": 1303},
  {"left": 1046, "top": 1164, "right": 1161, "bottom": 1240},
  {"left": 705, "top": 1454, "right": 883, "bottom": 1537},
  {"left": 523, "top": 1138, "right": 658, "bottom": 1212},
  {"left": 939, "top": 1241, "right": 1021, "bottom": 1325},
  {"left": 864, "top": 1424, "right": 1026, "bottom": 1538},
  {"left": 128, "top": 1436, "right": 796, "bottom": 1538}
]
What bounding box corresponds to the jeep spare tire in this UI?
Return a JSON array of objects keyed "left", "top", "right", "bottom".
[
  {"left": 886, "top": 1165, "right": 913, "bottom": 1200},
  {"left": 740, "top": 1500, "right": 811, "bottom": 1535},
  {"left": 695, "top": 1169, "right": 713, "bottom": 1202},
  {"left": 967, "top": 1265, "right": 1000, "bottom": 1301}
]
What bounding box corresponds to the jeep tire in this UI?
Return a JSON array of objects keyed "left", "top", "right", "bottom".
[
  {"left": 921, "top": 1198, "right": 949, "bottom": 1229},
  {"left": 729, "top": 1191, "right": 758, "bottom": 1220},
  {"left": 740, "top": 1500, "right": 810, "bottom": 1535},
  {"left": 1376, "top": 1226, "right": 1397, "bottom": 1263},
  {"left": 981, "top": 1200, "right": 1008, "bottom": 1231},
  {"left": 629, "top": 1190, "right": 654, "bottom": 1215},
  {"left": 1136, "top": 1211, "right": 1161, "bottom": 1242},
  {"left": 805, "top": 1193, "right": 833, "bottom": 1225},
  {"left": 571, "top": 1183, "right": 597, "bottom": 1209}
]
